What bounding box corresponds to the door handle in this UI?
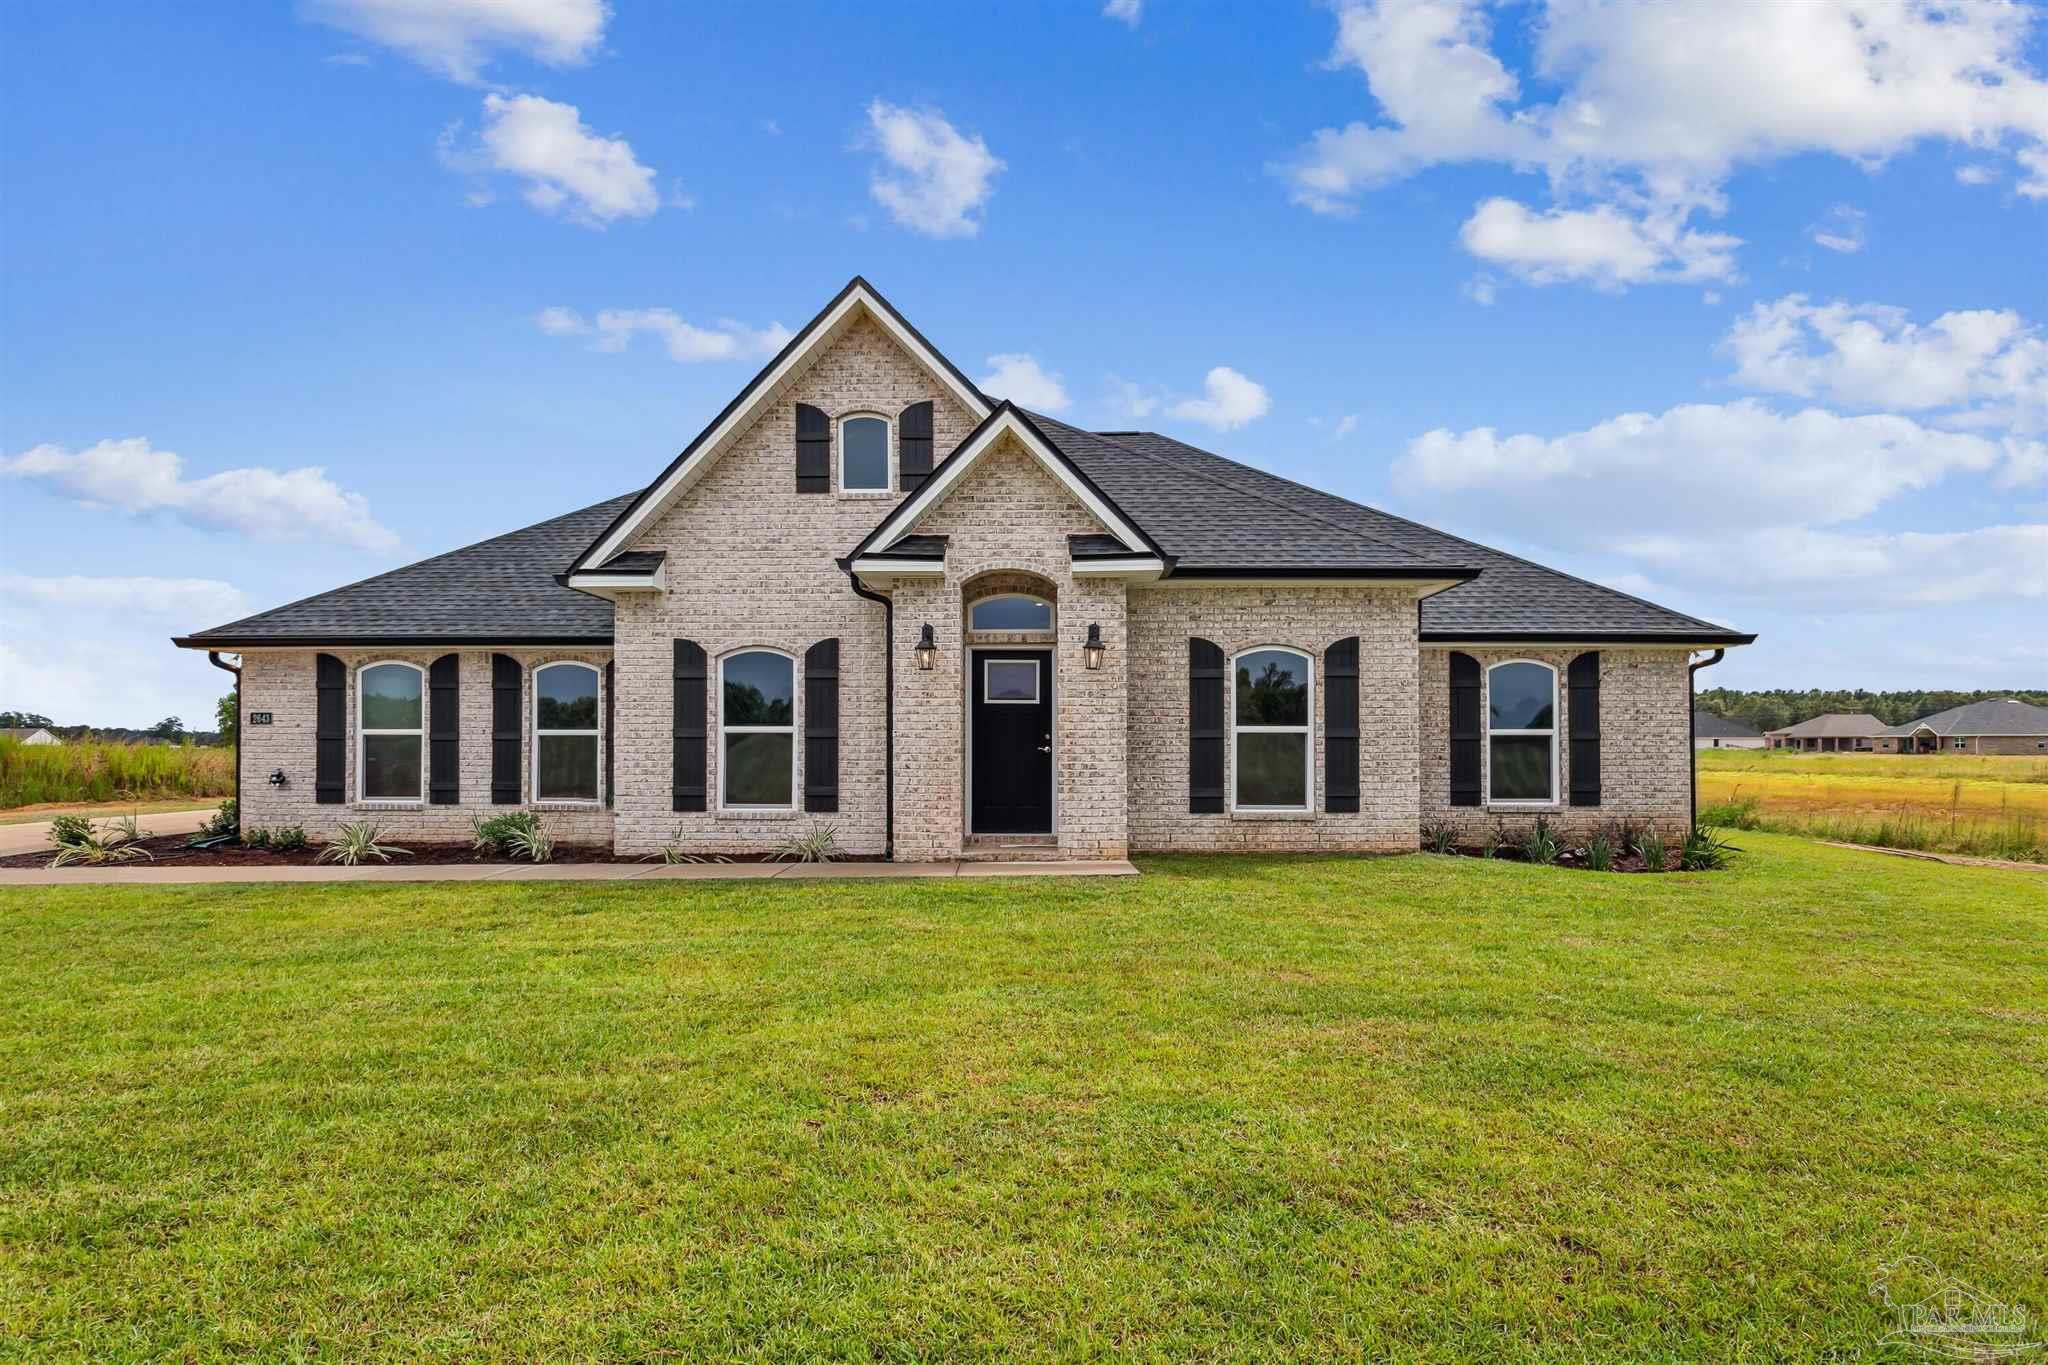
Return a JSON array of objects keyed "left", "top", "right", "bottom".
[{"left": 1036, "top": 744, "right": 1051, "bottom": 753}]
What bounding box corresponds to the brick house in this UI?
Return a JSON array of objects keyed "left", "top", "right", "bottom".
[
  {"left": 1872, "top": 698, "right": 2048, "bottom": 755},
  {"left": 1765, "top": 713, "right": 1887, "bottom": 753},
  {"left": 175, "top": 279, "right": 1754, "bottom": 860}
]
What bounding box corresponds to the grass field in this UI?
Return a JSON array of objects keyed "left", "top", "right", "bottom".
[
  {"left": 3, "top": 835, "right": 2042, "bottom": 1359},
  {"left": 0, "top": 737, "right": 234, "bottom": 809},
  {"left": 1697, "top": 749, "right": 2048, "bottom": 862}
]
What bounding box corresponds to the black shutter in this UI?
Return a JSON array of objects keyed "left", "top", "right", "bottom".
[
  {"left": 898, "top": 400, "right": 934, "bottom": 492},
  {"left": 428, "top": 653, "right": 459, "bottom": 805},
  {"left": 491, "top": 653, "right": 521, "bottom": 804},
  {"left": 795, "top": 403, "right": 830, "bottom": 494},
  {"left": 1449, "top": 651, "right": 1482, "bottom": 807},
  {"left": 1189, "top": 637, "right": 1225, "bottom": 813},
  {"left": 1569, "top": 651, "right": 1602, "bottom": 807},
  {"left": 673, "top": 640, "right": 707, "bottom": 812},
  {"left": 804, "top": 638, "right": 840, "bottom": 813},
  {"left": 604, "top": 660, "right": 616, "bottom": 809},
  {"left": 1324, "top": 636, "right": 1360, "bottom": 813},
  {"left": 315, "top": 653, "right": 345, "bottom": 805}
]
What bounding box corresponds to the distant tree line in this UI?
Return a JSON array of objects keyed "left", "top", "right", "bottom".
[
  {"left": 0, "top": 709, "right": 225, "bottom": 746},
  {"left": 1696, "top": 688, "right": 2048, "bottom": 735}
]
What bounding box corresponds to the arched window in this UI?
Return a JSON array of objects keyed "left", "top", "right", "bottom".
[
  {"left": 1487, "top": 660, "right": 1556, "bottom": 803},
  {"left": 357, "top": 661, "right": 424, "bottom": 802},
  {"left": 721, "top": 650, "right": 796, "bottom": 809},
  {"left": 1232, "top": 647, "right": 1311, "bottom": 810},
  {"left": 839, "top": 414, "right": 891, "bottom": 493},
  {"left": 969, "top": 594, "right": 1053, "bottom": 632},
  {"left": 533, "top": 662, "right": 601, "bottom": 802}
]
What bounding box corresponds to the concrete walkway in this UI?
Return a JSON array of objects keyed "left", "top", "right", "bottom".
[
  {"left": 0, "top": 858, "right": 1139, "bottom": 887},
  {"left": 0, "top": 807, "right": 214, "bottom": 857}
]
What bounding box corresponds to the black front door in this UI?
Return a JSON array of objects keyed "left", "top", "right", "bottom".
[{"left": 971, "top": 650, "right": 1053, "bottom": 834}]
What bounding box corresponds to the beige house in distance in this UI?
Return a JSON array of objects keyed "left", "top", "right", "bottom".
[
  {"left": 175, "top": 279, "right": 1754, "bottom": 861},
  {"left": 1872, "top": 698, "right": 2048, "bottom": 755},
  {"left": 1766, "top": 713, "right": 1887, "bottom": 752}
]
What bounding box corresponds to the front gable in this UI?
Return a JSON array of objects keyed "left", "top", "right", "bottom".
[{"left": 570, "top": 277, "right": 990, "bottom": 576}]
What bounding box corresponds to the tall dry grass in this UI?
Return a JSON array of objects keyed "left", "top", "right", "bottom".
[
  {"left": 1700, "top": 786, "right": 2046, "bottom": 863},
  {"left": 0, "top": 737, "right": 235, "bottom": 808}
]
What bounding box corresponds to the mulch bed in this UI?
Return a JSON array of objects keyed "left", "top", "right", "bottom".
[
  {"left": 0, "top": 835, "right": 880, "bottom": 870},
  {"left": 1426, "top": 846, "right": 1671, "bottom": 873}
]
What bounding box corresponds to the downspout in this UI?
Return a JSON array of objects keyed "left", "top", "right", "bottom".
[
  {"left": 1687, "top": 648, "right": 1725, "bottom": 828},
  {"left": 207, "top": 650, "right": 242, "bottom": 840},
  {"left": 843, "top": 568, "right": 895, "bottom": 860}
]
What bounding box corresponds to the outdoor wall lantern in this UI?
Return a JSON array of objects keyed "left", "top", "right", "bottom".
[
  {"left": 915, "top": 623, "right": 938, "bottom": 671},
  {"left": 1084, "top": 623, "right": 1105, "bottom": 670},
  {"left": 268, "top": 769, "right": 287, "bottom": 787}
]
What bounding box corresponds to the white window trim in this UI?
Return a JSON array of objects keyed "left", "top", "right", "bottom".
[
  {"left": 531, "top": 661, "right": 603, "bottom": 806},
  {"left": 1486, "top": 658, "right": 1559, "bottom": 806},
  {"left": 718, "top": 648, "right": 798, "bottom": 812},
  {"left": 968, "top": 593, "right": 1055, "bottom": 634},
  {"left": 356, "top": 659, "right": 426, "bottom": 805},
  {"left": 837, "top": 412, "right": 894, "bottom": 497},
  {"left": 983, "top": 657, "right": 1042, "bottom": 704},
  {"left": 1229, "top": 646, "right": 1313, "bottom": 813}
]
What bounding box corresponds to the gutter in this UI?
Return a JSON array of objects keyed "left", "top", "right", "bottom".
[
  {"left": 1687, "top": 648, "right": 1726, "bottom": 828},
  {"left": 206, "top": 650, "right": 242, "bottom": 841},
  {"left": 842, "top": 566, "right": 895, "bottom": 861}
]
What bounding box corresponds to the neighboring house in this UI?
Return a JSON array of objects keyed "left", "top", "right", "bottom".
[
  {"left": 174, "top": 278, "right": 1754, "bottom": 860},
  {"left": 1694, "top": 710, "right": 1765, "bottom": 750},
  {"left": 1765, "top": 713, "right": 1887, "bottom": 752},
  {"left": 0, "top": 727, "right": 59, "bottom": 746},
  {"left": 1873, "top": 698, "right": 2048, "bottom": 755}
]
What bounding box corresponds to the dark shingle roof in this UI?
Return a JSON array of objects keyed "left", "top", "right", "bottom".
[
  {"left": 175, "top": 495, "right": 636, "bottom": 646},
  {"left": 1068, "top": 533, "right": 1133, "bottom": 558},
  {"left": 1694, "top": 709, "right": 1761, "bottom": 739},
  {"left": 1881, "top": 698, "right": 2048, "bottom": 737}
]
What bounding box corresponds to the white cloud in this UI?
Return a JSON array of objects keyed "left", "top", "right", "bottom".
[
  {"left": 1332, "top": 413, "right": 1361, "bottom": 439},
  {"left": 306, "top": 0, "right": 607, "bottom": 83},
  {"left": 863, "top": 100, "right": 1003, "bottom": 239},
  {"left": 0, "top": 574, "right": 248, "bottom": 621},
  {"left": 1460, "top": 197, "right": 1740, "bottom": 288},
  {"left": 1956, "top": 163, "right": 1999, "bottom": 186},
  {"left": 442, "top": 93, "right": 657, "bottom": 227},
  {"left": 2020, "top": 145, "right": 2048, "bottom": 199},
  {"left": 1105, "top": 377, "right": 1162, "bottom": 422},
  {"left": 977, "top": 354, "right": 1071, "bottom": 413},
  {"left": 1103, "top": 0, "right": 1142, "bottom": 27},
  {"left": 1618, "top": 525, "right": 2047, "bottom": 610},
  {"left": 536, "top": 307, "right": 791, "bottom": 362},
  {"left": 1804, "top": 203, "right": 1868, "bottom": 253},
  {"left": 1, "top": 438, "right": 397, "bottom": 551},
  {"left": 1280, "top": 0, "right": 2048, "bottom": 285},
  {"left": 1169, "top": 366, "right": 1272, "bottom": 431},
  {"left": 1461, "top": 274, "right": 1498, "bottom": 305},
  {"left": 1722, "top": 295, "right": 2048, "bottom": 431}
]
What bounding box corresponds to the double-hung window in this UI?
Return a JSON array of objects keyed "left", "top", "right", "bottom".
[
  {"left": 1233, "top": 647, "right": 1311, "bottom": 810},
  {"left": 721, "top": 650, "right": 795, "bottom": 808},
  {"left": 358, "top": 661, "right": 424, "bottom": 802},
  {"left": 1487, "top": 661, "right": 1556, "bottom": 802},
  {"left": 534, "top": 662, "right": 601, "bottom": 802}
]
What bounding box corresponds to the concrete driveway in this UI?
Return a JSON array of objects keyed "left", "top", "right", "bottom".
[{"left": 0, "top": 808, "right": 215, "bottom": 858}]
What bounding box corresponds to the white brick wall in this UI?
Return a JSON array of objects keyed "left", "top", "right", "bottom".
[
  {"left": 1417, "top": 646, "right": 1693, "bottom": 841},
  {"left": 1125, "top": 584, "right": 1422, "bottom": 852},
  {"left": 237, "top": 648, "right": 614, "bottom": 844}
]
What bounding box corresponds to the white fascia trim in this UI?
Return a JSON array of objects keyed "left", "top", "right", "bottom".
[
  {"left": 582, "top": 284, "right": 990, "bottom": 570},
  {"left": 849, "top": 557, "right": 947, "bottom": 579},
  {"left": 867, "top": 410, "right": 1151, "bottom": 559},
  {"left": 1153, "top": 576, "right": 1462, "bottom": 591},
  {"left": 565, "top": 565, "right": 666, "bottom": 593},
  {"left": 1071, "top": 556, "right": 1167, "bottom": 579}
]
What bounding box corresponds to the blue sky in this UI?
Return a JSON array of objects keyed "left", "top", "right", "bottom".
[{"left": 4, "top": 0, "right": 2044, "bottom": 727}]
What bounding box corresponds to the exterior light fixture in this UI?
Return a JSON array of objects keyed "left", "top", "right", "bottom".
[
  {"left": 1084, "top": 622, "right": 1105, "bottom": 670},
  {"left": 915, "top": 623, "right": 938, "bottom": 671}
]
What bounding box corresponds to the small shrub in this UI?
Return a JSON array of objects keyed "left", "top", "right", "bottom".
[
  {"left": 1586, "top": 832, "right": 1614, "bottom": 872},
  {"left": 506, "top": 822, "right": 554, "bottom": 863},
  {"left": 48, "top": 813, "right": 95, "bottom": 849},
  {"left": 1521, "top": 817, "right": 1561, "bottom": 866},
  {"left": 1608, "top": 818, "right": 1648, "bottom": 859},
  {"left": 244, "top": 826, "right": 272, "bottom": 849},
  {"left": 1420, "top": 818, "right": 1459, "bottom": 855},
  {"left": 472, "top": 811, "right": 540, "bottom": 856},
  {"left": 46, "top": 815, "right": 153, "bottom": 868},
  {"left": 270, "top": 825, "right": 309, "bottom": 853},
  {"left": 774, "top": 822, "right": 841, "bottom": 863},
  {"left": 202, "top": 799, "right": 238, "bottom": 839},
  {"left": 1640, "top": 830, "right": 1667, "bottom": 873},
  {"left": 651, "top": 825, "right": 729, "bottom": 864},
  {"left": 1479, "top": 819, "right": 1505, "bottom": 859},
  {"left": 1679, "top": 823, "right": 1733, "bottom": 871},
  {"left": 317, "top": 822, "right": 410, "bottom": 866}
]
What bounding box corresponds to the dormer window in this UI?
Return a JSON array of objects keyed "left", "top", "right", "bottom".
[{"left": 840, "top": 414, "right": 891, "bottom": 493}]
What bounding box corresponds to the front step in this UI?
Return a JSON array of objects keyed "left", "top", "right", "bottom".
[{"left": 961, "top": 835, "right": 1071, "bottom": 862}]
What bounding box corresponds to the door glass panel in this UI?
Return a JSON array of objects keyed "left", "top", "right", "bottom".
[
  {"left": 985, "top": 660, "right": 1039, "bottom": 702},
  {"left": 969, "top": 595, "right": 1052, "bottom": 631}
]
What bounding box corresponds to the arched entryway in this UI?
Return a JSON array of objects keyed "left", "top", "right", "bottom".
[{"left": 962, "top": 572, "right": 1058, "bottom": 836}]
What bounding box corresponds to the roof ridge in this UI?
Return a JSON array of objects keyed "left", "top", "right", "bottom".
[
  {"left": 1039, "top": 417, "right": 1437, "bottom": 567},
  {"left": 201, "top": 493, "right": 635, "bottom": 634},
  {"left": 1110, "top": 428, "right": 1734, "bottom": 636}
]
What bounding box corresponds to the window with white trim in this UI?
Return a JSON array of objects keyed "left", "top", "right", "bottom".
[
  {"left": 721, "top": 650, "right": 795, "bottom": 808},
  {"left": 533, "top": 662, "right": 601, "bottom": 802},
  {"left": 358, "top": 661, "right": 424, "bottom": 802},
  {"left": 1233, "top": 647, "right": 1311, "bottom": 810},
  {"left": 839, "top": 414, "right": 890, "bottom": 493},
  {"left": 969, "top": 594, "right": 1053, "bottom": 631},
  {"left": 1487, "top": 660, "right": 1556, "bottom": 802}
]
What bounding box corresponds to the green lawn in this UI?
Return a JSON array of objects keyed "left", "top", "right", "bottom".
[{"left": 3, "top": 835, "right": 2044, "bottom": 1360}]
